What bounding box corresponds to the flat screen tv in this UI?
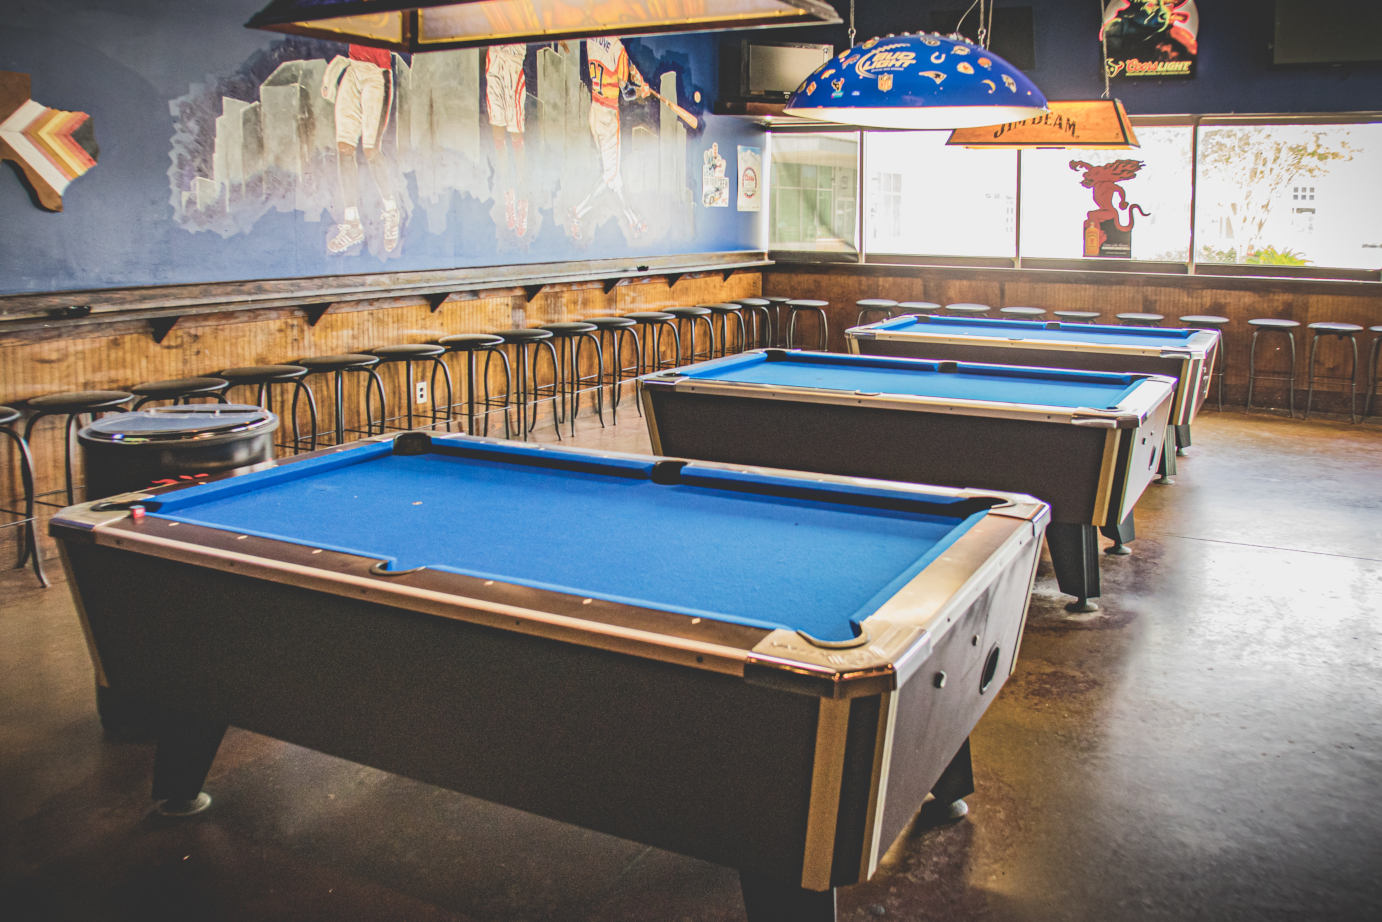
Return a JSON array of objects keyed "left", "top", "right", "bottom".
[{"left": 1273, "top": 0, "right": 1382, "bottom": 64}]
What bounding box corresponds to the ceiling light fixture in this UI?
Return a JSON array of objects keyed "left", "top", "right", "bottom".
[
  {"left": 245, "top": 0, "right": 841, "bottom": 52},
  {"left": 783, "top": 0, "right": 1047, "bottom": 130}
]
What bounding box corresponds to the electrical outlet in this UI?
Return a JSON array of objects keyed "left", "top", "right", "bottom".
[{"left": 415, "top": 380, "right": 428, "bottom": 404}]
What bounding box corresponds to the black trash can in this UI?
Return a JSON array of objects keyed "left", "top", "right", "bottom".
[
  {"left": 78, "top": 404, "right": 278, "bottom": 500},
  {"left": 75, "top": 405, "right": 278, "bottom": 742}
]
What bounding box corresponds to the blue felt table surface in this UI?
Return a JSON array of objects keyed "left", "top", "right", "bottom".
[
  {"left": 874, "top": 315, "right": 1201, "bottom": 348},
  {"left": 678, "top": 352, "right": 1143, "bottom": 410},
  {"left": 145, "top": 440, "right": 988, "bottom": 642}
]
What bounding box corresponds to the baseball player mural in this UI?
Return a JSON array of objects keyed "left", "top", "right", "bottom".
[
  {"left": 486, "top": 43, "right": 531, "bottom": 239},
  {"left": 322, "top": 43, "right": 402, "bottom": 255},
  {"left": 569, "top": 36, "right": 650, "bottom": 240}
]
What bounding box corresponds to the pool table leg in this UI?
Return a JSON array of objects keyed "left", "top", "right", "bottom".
[
  {"left": 740, "top": 873, "right": 837, "bottom": 922},
  {"left": 151, "top": 713, "right": 228, "bottom": 816},
  {"left": 919, "top": 737, "right": 976, "bottom": 824},
  {"left": 1156, "top": 430, "right": 1177, "bottom": 484},
  {"left": 1045, "top": 523, "right": 1100, "bottom": 612},
  {"left": 1101, "top": 510, "right": 1135, "bottom": 557},
  {"left": 1174, "top": 423, "right": 1192, "bottom": 457}
]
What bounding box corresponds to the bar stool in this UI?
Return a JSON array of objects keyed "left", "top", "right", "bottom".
[
  {"left": 494, "top": 328, "right": 561, "bottom": 441},
  {"left": 1305, "top": 322, "right": 1364, "bottom": 422},
  {"left": 1001, "top": 306, "right": 1047, "bottom": 319},
  {"left": 944, "top": 302, "right": 991, "bottom": 317},
  {"left": 581, "top": 317, "right": 639, "bottom": 423},
  {"left": 1054, "top": 310, "right": 1102, "bottom": 324},
  {"left": 1366, "top": 325, "right": 1382, "bottom": 418},
  {"left": 760, "top": 295, "right": 793, "bottom": 346},
  {"left": 22, "top": 389, "right": 133, "bottom": 507},
  {"left": 1178, "top": 315, "right": 1229, "bottom": 411},
  {"left": 435, "top": 334, "right": 511, "bottom": 436},
  {"left": 1116, "top": 312, "right": 1164, "bottom": 327},
  {"left": 664, "top": 305, "right": 715, "bottom": 365},
  {"left": 365, "top": 344, "right": 452, "bottom": 433},
  {"left": 785, "top": 299, "right": 829, "bottom": 351},
  {"left": 703, "top": 303, "right": 749, "bottom": 356},
  {"left": 130, "top": 376, "right": 230, "bottom": 409},
  {"left": 733, "top": 298, "right": 774, "bottom": 349},
  {"left": 1245, "top": 318, "right": 1300, "bottom": 417},
  {"left": 0, "top": 405, "right": 44, "bottom": 586},
  {"left": 539, "top": 321, "right": 604, "bottom": 436},
  {"left": 623, "top": 311, "right": 681, "bottom": 376},
  {"left": 855, "top": 298, "right": 899, "bottom": 326},
  {"left": 896, "top": 300, "right": 941, "bottom": 317},
  {"left": 294, "top": 354, "right": 386, "bottom": 446},
  {"left": 217, "top": 365, "right": 318, "bottom": 453}
]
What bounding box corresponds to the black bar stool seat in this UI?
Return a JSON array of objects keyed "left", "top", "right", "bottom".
[
  {"left": 663, "top": 305, "right": 715, "bottom": 365},
  {"left": 366, "top": 343, "right": 452, "bottom": 433},
  {"left": 1116, "top": 312, "right": 1165, "bottom": 327},
  {"left": 896, "top": 301, "right": 941, "bottom": 317},
  {"left": 785, "top": 299, "right": 829, "bottom": 351},
  {"left": 1178, "top": 315, "right": 1230, "bottom": 412},
  {"left": 1246, "top": 318, "right": 1301, "bottom": 417},
  {"left": 0, "top": 405, "right": 44, "bottom": 586},
  {"left": 435, "top": 334, "right": 510, "bottom": 437},
  {"left": 1305, "top": 321, "right": 1364, "bottom": 422},
  {"left": 1054, "top": 310, "right": 1102, "bottom": 323},
  {"left": 218, "top": 365, "right": 318, "bottom": 453},
  {"left": 733, "top": 298, "right": 774, "bottom": 349},
  {"left": 944, "top": 302, "right": 991, "bottom": 317},
  {"left": 582, "top": 317, "right": 639, "bottom": 423},
  {"left": 1001, "top": 306, "right": 1047, "bottom": 319},
  {"left": 131, "top": 376, "right": 230, "bottom": 409},
  {"left": 855, "top": 298, "right": 899, "bottom": 326},
  {"left": 539, "top": 321, "right": 604, "bottom": 436},
  {"left": 494, "top": 328, "right": 560, "bottom": 441},
  {"left": 294, "top": 353, "right": 386, "bottom": 446}
]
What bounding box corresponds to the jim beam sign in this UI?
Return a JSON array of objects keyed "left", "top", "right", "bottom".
[
  {"left": 947, "top": 100, "right": 1139, "bottom": 149},
  {"left": 1101, "top": 0, "right": 1199, "bottom": 79}
]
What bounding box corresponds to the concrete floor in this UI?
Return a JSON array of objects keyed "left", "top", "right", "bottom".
[{"left": 3, "top": 405, "right": 1381, "bottom": 922}]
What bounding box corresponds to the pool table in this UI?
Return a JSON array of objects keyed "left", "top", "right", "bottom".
[
  {"left": 641, "top": 349, "right": 1173, "bottom": 612},
  {"left": 53, "top": 431, "right": 1049, "bottom": 922},
  {"left": 847, "top": 314, "right": 1219, "bottom": 478}
]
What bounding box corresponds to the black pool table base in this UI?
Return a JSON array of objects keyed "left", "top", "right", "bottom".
[
  {"left": 149, "top": 713, "right": 979, "bottom": 922},
  {"left": 1048, "top": 514, "right": 1136, "bottom": 612}
]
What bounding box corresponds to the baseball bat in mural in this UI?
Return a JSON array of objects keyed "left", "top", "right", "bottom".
[{"left": 638, "top": 83, "right": 699, "bottom": 130}]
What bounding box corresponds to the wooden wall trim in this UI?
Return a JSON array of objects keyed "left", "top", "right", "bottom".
[
  {"left": 774, "top": 260, "right": 1382, "bottom": 298},
  {"left": 0, "top": 251, "right": 771, "bottom": 333}
]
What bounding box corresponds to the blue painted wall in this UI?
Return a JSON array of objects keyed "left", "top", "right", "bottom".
[{"left": 0, "top": 0, "right": 765, "bottom": 296}]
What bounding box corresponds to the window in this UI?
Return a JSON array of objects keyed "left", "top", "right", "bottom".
[
  {"left": 1019, "top": 126, "right": 1193, "bottom": 262},
  {"left": 769, "top": 116, "right": 1380, "bottom": 278},
  {"left": 1194, "top": 123, "right": 1382, "bottom": 269},
  {"left": 769, "top": 132, "right": 859, "bottom": 254},
  {"left": 863, "top": 132, "right": 1017, "bottom": 259}
]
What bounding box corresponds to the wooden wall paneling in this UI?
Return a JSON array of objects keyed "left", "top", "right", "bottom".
[{"left": 763, "top": 264, "right": 1382, "bottom": 410}]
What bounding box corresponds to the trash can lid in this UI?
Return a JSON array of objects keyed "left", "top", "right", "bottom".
[{"left": 79, "top": 405, "right": 277, "bottom": 444}]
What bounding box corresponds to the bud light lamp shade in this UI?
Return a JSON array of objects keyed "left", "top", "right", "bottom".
[{"left": 784, "top": 33, "right": 1048, "bottom": 129}]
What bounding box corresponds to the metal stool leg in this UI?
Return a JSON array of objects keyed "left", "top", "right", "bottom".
[{"left": 1, "top": 425, "right": 46, "bottom": 587}]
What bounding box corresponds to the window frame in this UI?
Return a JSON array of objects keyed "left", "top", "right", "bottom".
[{"left": 766, "top": 111, "right": 1382, "bottom": 283}]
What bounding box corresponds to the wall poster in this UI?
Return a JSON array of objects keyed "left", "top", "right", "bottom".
[
  {"left": 737, "top": 145, "right": 760, "bottom": 212},
  {"left": 1101, "top": 0, "right": 1199, "bottom": 79}
]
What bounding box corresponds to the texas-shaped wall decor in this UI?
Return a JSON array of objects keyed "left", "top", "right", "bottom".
[{"left": 0, "top": 70, "right": 99, "bottom": 211}]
